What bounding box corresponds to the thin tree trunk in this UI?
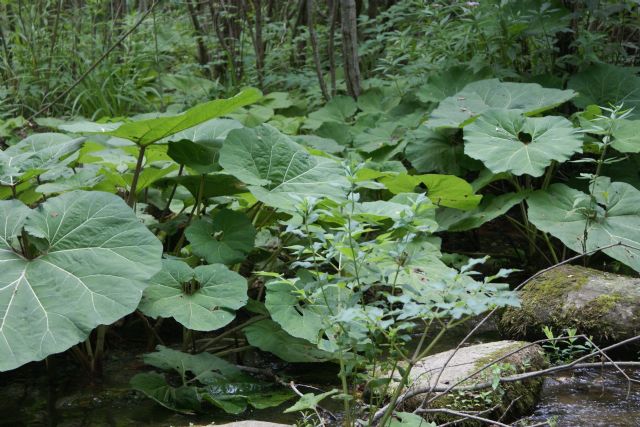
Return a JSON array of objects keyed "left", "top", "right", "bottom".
[
  {"left": 339, "top": 0, "right": 361, "bottom": 99},
  {"left": 328, "top": 0, "right": 338, "bottom": 96},
  {"left": 186, "top": 0, "right": 211, "bottom": 74},
  {"left": 307, "top": 0, "right": 329, "bottom": 100}
]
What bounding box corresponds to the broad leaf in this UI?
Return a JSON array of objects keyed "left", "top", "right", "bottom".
[
  {"left": 185, "top": 209, "right": 256, "bottom": 265},
  {"left": 380, "top": 173, "right": 482, "bottom": 210},
  {"left": 527, "top": 180, "right": 640, "bottom": 272},
  {"left": 306, "top": 95, "right": 357, "bottom": 129},
  {"left": 437, "top": 192, "right": 527, "bottom": 232},
  {"left": 429, "top": 79, "right": 576, "bottom": 128},
  {"left": 404, "top": 126, "right": 469, "bottom": 175},
  {"left": 568, "top": 64, "right": 640, "bottom": 119},
  {"left": 611, "top": 119, "right": 640, "bottom": 153},
  {"left": 139, "top": 260, "right": 247, "bottom": 331},
  {"left": 244, "top": 320, "right": 335, "bottom": 363},
  {"left": 416, "top": 65, "right": 492, "bottom": 104},
  {"left": 132, "top": 346, "right": 293, "bottom": 414},
  {"left": 0, "top": 133, "right": 84, "bottom": 186},
  {"left": 219, "top": 125, "right": 348, "bottom": 210},
  {"left": 464, "top": 110, "right": 583, "bottom": 177},
  {"left": 130, "top": 373, "right": 201, "bottom": 414},
  {"left": 106, "top": 88, "right": 261, "bottom": 146},
  {"left": 0, "top": 191, "right": 162, "bottom": 371},
  {"left": 167, "top": 119, "right": 243, "bottom": 174}
]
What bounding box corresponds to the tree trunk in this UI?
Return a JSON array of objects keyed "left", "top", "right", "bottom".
[
  {"left": 186, "top": 0, "right": 211, "bottom": 74},
  {"left": 328, "top": 0, "right": 338, "bottom": 97},
  {"left": 339, "top": 0, "right": 361, "bottom": 99},
  {"left": 307, "top": 0, "right": 329, "bottom": 100}
]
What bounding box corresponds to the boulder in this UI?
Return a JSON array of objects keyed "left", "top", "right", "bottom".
[
  {"left": 390, "top": 340, "right": 547, "bottom": 425},
  {"left": 499, "top": 265, "right": 640, "bottom": 345}
]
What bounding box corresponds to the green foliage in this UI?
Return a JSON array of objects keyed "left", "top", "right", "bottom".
[
  {"left": 130, "top": 346, "right": 293, "bottom": 414},
  {"left": 0, "top": 191, "right": 162, "bottom": 371},
  {"left": 2, "top": 1, "right": 640, "bottom": 424},
  {"left": 185, "top": 209, "right": 256, "bottom": 265},
  {"left": 139, "top": 259, "right": 248, "bottom": 331},
  {"left": 528, "top": 179, "right": 640, "bottom": 272},
  {"left": 463, "top": 110, "right": 583, "bottom": 177}
]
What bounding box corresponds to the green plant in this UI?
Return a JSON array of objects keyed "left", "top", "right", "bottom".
[{"left": 542, "top": 327, "right": 595, "bottom": 364}]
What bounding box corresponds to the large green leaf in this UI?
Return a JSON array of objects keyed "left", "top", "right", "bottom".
[
  {"left": 185, "top": 209, "right": 256, "bottom": 265},
  {"left": 568, "top": 64, "right": 640, "bottom": 119},
  {"left": 464, "top": 110, "right": 583, "bottom": 177},
  {"left": 166, "top": 119, "right": 243, "bottom": 174},
  {"left": 0, "top": 133, "right": 84, "bottom": 186},
  {"left": 380, "top": 173, "right": 482, "bottom": 210},
  {"left": 404, "top": 126, "right": 468, "bottom": 175},
  {"left": 527, "top": 180, "right": 640, "bottom": 272},
  {"left": 244, "top": 319, "right": 335, "bottom": 363},
  {"left": 131, "top": 346, "right": 293, "bottom": 414},
  {"left": 437, "top": 192, "right": 527, "bottom": 232},
  {"left": 611, "top": 119, "right": 640, "bottom": 153},
  {"left": 265, "top": 281, "right": 326, "bottom": 344},
  {"left": 0, "top": 191, "right": 162, "bottom": 371},
  {"left": 219, "top": 125, "right": 348, "bottom": 210},
  {"left": 305, "top": 95, "right": 357, "bottom": 129},
  {"left": 106, "top": 88, "right": 262, "bottom": 146},
  {"left": 416, "top": 66, "right": 492, "bottom": 104},
  {"left": 139, "top": 260, "right": 247, "bottom": 331},
  {"left": 429, "top": 79, "right": 576, "bottom": 128}
]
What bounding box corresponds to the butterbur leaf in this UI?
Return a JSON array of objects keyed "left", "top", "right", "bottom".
[
  {"left": 429, "top": 79, "right": 576, "bottom": 128},
  {"left": 404, "top": 126, "right": 468, "bottom": 175},
  {"left": 244, "top": 319, "right": 335, "bottom": 362},
  {"left": 380, "top": 173, "right": 482, "bottom": 210},
  {"left": 130, "top": 373, "right": 201, "bottom": 414},
  {"left": 219, "top": 125, "right": 348, "bottom": 210},
  {"left": 0, "top": 133, "right": 85, "bottom": 186},
  {"left": 568, "top": 64, "right": 640, "bottom": 119},
  {"left": 132, "top": 346, "right": 293, "bottom": 414},
  {"left": 139, "top": 259, "right": 248, "bottom": 331},
  {"left": 611, "top": 119, "right": 640, "bottom": 153},
  {"left": 527, "top": 179, "right": 640, "bottom": 272},
  {"left": 0, "top": 191, "right": 162, "bottom": 371},
  {"left": 265, "top": 281, "right": 325, "bottom": 344},
  {"left": 106, "top": 88, "right": 261, "bottom": 146},
  {"left": 306, "top": 95, "right": 357, "bottom": 129},
  {"left": 437, "top": 192, "right": 527, "bottom": 232},
  {"left": 416, "top": 66, "right": 492, "bottom": 104},
  {"left": 464, "top": 110, "right": 583, "bottom": 177},
  {"left": 185, "top": 209, "right": 256, "bottom": 265}
]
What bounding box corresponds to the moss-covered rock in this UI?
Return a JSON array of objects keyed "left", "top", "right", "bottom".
[
  {"left": 391, "top": 340, "right": 547, "bottom": 426},
  {"left": 499, "top": 265, "right": 640, "bottom": 345}
]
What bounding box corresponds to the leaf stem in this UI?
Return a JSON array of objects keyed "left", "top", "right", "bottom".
[{"left": 127, "top": 145, "right": 146, "bottom": 207}]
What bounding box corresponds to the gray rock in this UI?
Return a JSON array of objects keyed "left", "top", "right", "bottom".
[
  {"left": 499, "top": 265, "right": 640, "bottom": 345},
  {"left": 388, "top": 340, "right": 546, "bottom": 425}
]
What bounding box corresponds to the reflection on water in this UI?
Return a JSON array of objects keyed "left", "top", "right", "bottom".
[{"left": 524, "top": 368, "right": 640, "bottom": 427}]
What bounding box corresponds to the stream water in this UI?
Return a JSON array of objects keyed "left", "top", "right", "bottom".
[
  {"left": 2, "top": 347, "right": 640, "bottom": 426},
  {"left": 523, "top": 368, "right": 640, "bottom": 427}
]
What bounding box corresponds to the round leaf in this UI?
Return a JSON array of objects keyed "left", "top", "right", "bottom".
[
  {"left": 528, "top": 180, "right": 640, "bottom": 272},
  {"left": 185, "top": 209, "right": 256, "bottom": 265},
  {"left": 464, "top": 110, "right": 583, "bottom": 177},
  {"left": 139, "top": 260, "right": 247, "bottom": 331},
  {"left": 219, "top": 125, "right": 348, "bottom": 210},
  {"left": 0, "top": 191, "right": 162, "bottom": 371},
  {"left": 429, "top": 79, "right": 576, "bottom": 128}
]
